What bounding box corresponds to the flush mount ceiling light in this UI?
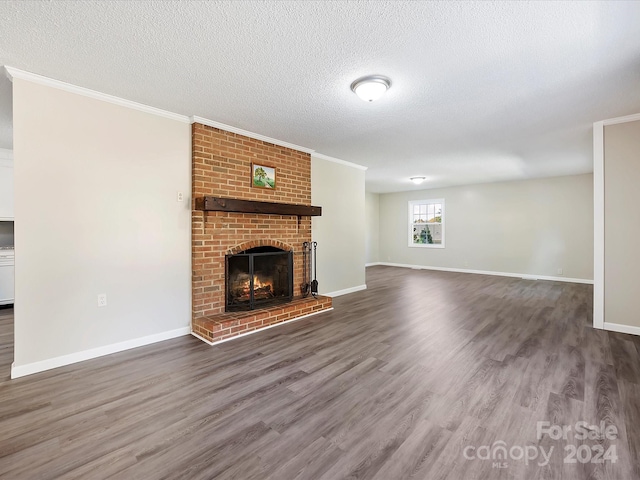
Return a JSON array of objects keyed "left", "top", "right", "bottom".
[
  {"left": 410, "top": 177, "right": 426, "bottom": 185},
  {"left": 350, "top": 75, "right": 391, "bottom": 102}
]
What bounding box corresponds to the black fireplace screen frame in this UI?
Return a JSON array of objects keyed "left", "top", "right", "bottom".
[{"left": 225, "top": 249, "right": 294, "bottom": 311}]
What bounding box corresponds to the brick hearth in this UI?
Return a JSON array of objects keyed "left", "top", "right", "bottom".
[
  {"left": 191, "top": 123, "right": 332, "bottom": 344},
  {"left": 192, "top": 295, "right": 332, "bottom": 344}
]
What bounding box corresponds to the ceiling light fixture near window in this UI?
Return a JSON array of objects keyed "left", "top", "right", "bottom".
[
  {"left": 350, "top": 75, "right": 391, "bottom": 102},
  {"left": 410, "top": 177, "right": 426, "bottom": 185}
]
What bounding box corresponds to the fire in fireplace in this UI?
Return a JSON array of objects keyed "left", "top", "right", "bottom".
[{"left": 225, "top": 246, "right": 293, "bottom": 311}]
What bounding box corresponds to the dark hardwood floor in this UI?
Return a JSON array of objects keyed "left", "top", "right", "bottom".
[{"left": 1, "top": 266, "right": 640, "bottom": 479}]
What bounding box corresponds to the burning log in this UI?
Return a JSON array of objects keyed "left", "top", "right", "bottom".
[{"left": 254, "top": 285, "right": 274, "bottom": 300}]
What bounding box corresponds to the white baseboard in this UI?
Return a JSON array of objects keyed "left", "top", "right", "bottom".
[
  {"left": 371, "top": 262, "right": 593, "bottom": 285},
  {"left": 365, "top": 262, "right": 382, "bottom": 267},
  {"left": 323, "top": 284, "right": 367, "bottom": 297},
  {"left": 10, "top": 326, "right": 191, "bottom": 379},
  {"left": 192, "top": 307, "right": 334, "bottom": 346},
  {"left": 603, "top": 322, "right": 640, "bottom": 336}
]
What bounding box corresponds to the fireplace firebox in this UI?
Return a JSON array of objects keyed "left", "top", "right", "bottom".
[{"left": 225, "top": 246, "right": 294, "bottom": 311}]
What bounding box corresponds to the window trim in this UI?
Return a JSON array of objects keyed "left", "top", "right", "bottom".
[{"left": 408, "top": 198, "right": 445, "bottom": 248}]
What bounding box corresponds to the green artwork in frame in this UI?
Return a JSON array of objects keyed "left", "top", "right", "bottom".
[{"left": 252, "top": 163, "right": 276, "bottom": 189}]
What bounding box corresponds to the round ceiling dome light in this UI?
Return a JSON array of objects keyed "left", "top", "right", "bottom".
[
  {"left": 410, "top": 176, "right": 426, "bottom": 185},
  {"left": 350, "top": 75, "right": 391, "bottom": 102}
]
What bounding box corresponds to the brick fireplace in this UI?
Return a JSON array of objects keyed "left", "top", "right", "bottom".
[{"left": 191, "top": 123, "right": 332, "bottom": 344}]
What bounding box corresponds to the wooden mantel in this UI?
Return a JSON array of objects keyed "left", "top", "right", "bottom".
[{"left": 195, "top": 196, "right": 322, "bottom": 217}]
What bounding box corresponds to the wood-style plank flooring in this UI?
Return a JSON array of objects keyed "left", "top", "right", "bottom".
[{"left": 1, "top": 266, "right": 640, "bottom": 479}]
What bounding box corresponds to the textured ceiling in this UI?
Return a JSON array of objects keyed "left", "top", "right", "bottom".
[{"left": 1, "top": 1, "right": 639, "bottom": 192}]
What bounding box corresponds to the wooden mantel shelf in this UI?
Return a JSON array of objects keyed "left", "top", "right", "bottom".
[{"left": 195, "top": 196, "right": 322, "bottom": 217}]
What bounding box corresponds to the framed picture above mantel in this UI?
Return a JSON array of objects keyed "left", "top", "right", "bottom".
[{"left": 251, "top": 163, "right": 276, "bottom": 189}]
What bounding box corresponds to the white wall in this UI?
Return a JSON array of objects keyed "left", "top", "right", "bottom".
[
  {"left": 12, "top": 78, "right": 191, "bottom": 375},
  {"left": 603, "top": 119, "right": 640, "bottom": 329},
  {"left": 378, "top": 174, "right": 594, "bottom": 281},
  {"left": 311, "top": 156, "right": 366, "bottom": 295},
  {"left": 365, "top": 192, "right": 379, "bottom": 264}
]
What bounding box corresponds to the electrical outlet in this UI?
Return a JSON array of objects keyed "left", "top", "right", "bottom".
[
  {"left": 177, "top": 192, "right": 184, "bottom": 202},
  {"left": 98, "top": 294, "right": 107, "bottom": 307},
  {"left": 557, "top": 268, "right": 563, "bottom": 275}
]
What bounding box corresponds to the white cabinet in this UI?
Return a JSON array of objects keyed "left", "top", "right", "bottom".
[
  {"left": 0, "top": 264, "right": 14, "bottom": 305},
  {"left": 0, "top": 149, "right": 13, "bottom": 220}
]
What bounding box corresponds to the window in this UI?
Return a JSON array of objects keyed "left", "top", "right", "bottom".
[{"left": 409, "top": 199, "right": 445, "bottom": 248}]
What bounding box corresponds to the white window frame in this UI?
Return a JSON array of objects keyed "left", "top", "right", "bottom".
[{"left": 408, "top": 198, "right": 445, "bottom": 248}]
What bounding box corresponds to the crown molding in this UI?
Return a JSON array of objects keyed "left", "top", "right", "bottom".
[
  {"left": 4, "top": 66, "right": 191, "bottom": 124},
  {"left": 2, "top": 66, "right": 371, "bottom": 167},
  {"left": 191, "top": 116, "right": 368, "bottom": 170},
  {"left": 190, "top": 116, "right": 315, "bottom": 154},
  {"left": 312, "top": 152, "right": 368, "bottom": 171},
  {"left": 601, "top": 112, "right": 640, "bottom": 126}
]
